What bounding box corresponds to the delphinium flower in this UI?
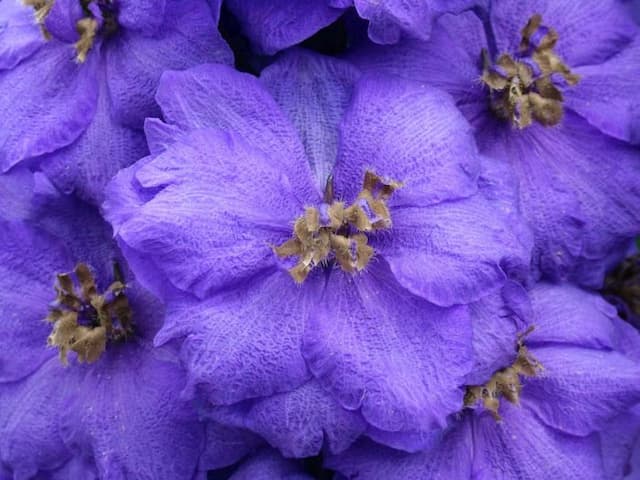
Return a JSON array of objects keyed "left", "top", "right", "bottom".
[
  {"left": 104, "top": 48, "right": 532, "bottom": 454},
  {"left": 223, "top": 0, "right": 480, "bottom": 55},
  {"left": 0, "top": 170, "right": 254, "bottom": 478},
  {"left": 327, "top": 283, "right": 640, "bottom": 479},
  {"left": 348, "top": 0, "right": 640, "bottom": 288},
  {"left": 0, "top": 0, "right": 232, "bottom": 205}
]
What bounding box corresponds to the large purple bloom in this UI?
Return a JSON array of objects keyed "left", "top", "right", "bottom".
[
  {"left": 0, "top": 0, "right": 232, "bottom": 205},
  {"left": 224, "top": 0, "right": 479, "bottom": 54},
  {"left": 104, "top": 50, "right": 531, "bottom": 451},
  {"left": 349, "top": 0, "right": 640, "bottom": 288},
  {"left": 328, "top": 283, "right": 640, "bottom": 479},
  {"left": 0, "top": 170, "right": 252, "bottom": 478}
]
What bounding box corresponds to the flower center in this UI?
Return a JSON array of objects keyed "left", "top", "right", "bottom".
[
  {"left": 481, "top": 14, "right": 580, "bottom": 129},
  {"left": 46, "top": 262, "right": 133, "bottom": 364},
  {"left": 602, "top": 253, "right": 640, "bottom": 327},
  {"left": 463, "top": 327, "right": 543, "bottom": 421},
  {"left": 274, "top": 171, "right": 401, "bottom": 283},
  {"left": 23, "top": 0, "right": 119, "bottom": 62}
]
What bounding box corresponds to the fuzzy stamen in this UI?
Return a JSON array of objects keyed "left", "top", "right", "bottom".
[
  {"left": 463, "top": 326, "right": 543, "bottom": 421},
  {"left": 46, "top": 262, "right": 133, "bottom": 364},
  {"left": 481, "top": 14, "right": 580, "bottom": 129},
  {"left": 274, "top": 171, "right": 401, "bottom": 283}
]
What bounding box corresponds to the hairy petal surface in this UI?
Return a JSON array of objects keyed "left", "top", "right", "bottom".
[{"left": 303, "top": 260, "right": 473, "bottom": 432}]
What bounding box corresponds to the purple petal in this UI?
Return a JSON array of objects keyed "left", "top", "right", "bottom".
[
  {"left": 260, "top": 49, "right": 361, "bottom": 190},
  {"left": 353, "top": 0, "right": 431, "bottom": 44},
  {"left": 43, "top": 0, "right": 83, "bottom": 43},
  {"left": 0, "top": 222, "right": 69, "bottom": 382},
  {"left": 490, "top": 0, "right": 636, "bottom": 67},
  {"left": 113, "top": 128, "right": 317, "bottom": 298},
  {"left": 228, "top": 450, "right": 312, "bottom": 480},
  {"left": 0, "top": 0, "right": 46, "bottom": 69},
  {"left": 334, "top": 75, "right": 481, "bottom": 207},
  {"left": 105, "top": 0, "right": 232, "bottom": 128},
  {"left": 158, "top": 270, "right": 321, "bottom": 404},
  {"left": 199, "top": 422, "right": 262, "bottom": 471},
  {"left": 328, "top": 419, "right": 473, "bottom": 479},
  {"left": 117, "top": 0, "right": 166, "bottom": 35},
  {"left": 39, "top": 71, "right": 148, "bottom": 205},
  {"left": 155, "top": 64, "right": 317, "bottom": 196},
  {"left": 522, "top": 345, "right": 640, "bottom": 436},
  {"left": 0, "top": 41, "right": 98, "bottom": 172},
  {"left": 241, "top": 380, "right": 367, "bottom": 457},
  {"left": 600, "top": 406, "right": 640, "bottom": 479},
  {"left": 474, "top": 402, "right": 605, "bottom": 479},
  {"left": 0, "top": 167, "right": 35, "bottom": 221},
  {"left": 527, "top": 283, "right": 619, "bottom": 350},
  {"left": 60, "top": 347, "right": 206, "bottom": 480},
  {"left": 224, "top": 0, "right": 344, "bottom": 55},
  {"left": 303, "top": 260, "right": 473, "bottom": 432},
  {"left": 477, "top": 113, "right": 640, "bottom": 288},
  {"left": 566, "top": 37, "right": 640, "bottom": 144}
]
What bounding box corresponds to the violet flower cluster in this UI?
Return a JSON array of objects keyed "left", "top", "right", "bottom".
[{"left": 1, "top": 0, "right": 639, "bottom": 478}]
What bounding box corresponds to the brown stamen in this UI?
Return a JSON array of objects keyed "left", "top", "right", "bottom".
[
  {"left": 274, "top": 171, "right": 401, "bottom": 283},
  {"left": 22, "top": 0, "right": 53, "bottom": 39},
  {"left": 74, "top": 17, "right": 98, "bottom": 63},
  {"left": 46, "top": 262, "right": 133, "bottom": 365},
  {"left": 481, "top": 14, "right": 580, "bottom": 129},
  {"left": 463, "top": 326, "right": 543, "bottom": 421}
]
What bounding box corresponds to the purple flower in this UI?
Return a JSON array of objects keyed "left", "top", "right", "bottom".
[
  {"left": 0, "top": 170, "right": 252, "bottom": 478},
  {"left": 0, "top": 0, "right": 232, "bottom": 205},
  {"left": 210, "top": 448, "right": 317, "bottom": 480},
  {"left": 327, "top": 283, "right": 640, "bottom": 479},
  {"left": 349, "top": 0, "right": 640, "bottom": 288},
  {"left": 104, "top": 49, "right": 531, "bottom": 451},
  {"left": 223, "top": 0, "right": 479, "bottom": 54}
]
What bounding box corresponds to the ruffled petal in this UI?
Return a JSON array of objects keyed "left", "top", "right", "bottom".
[
  {"left": 474, "top": 402, "right": 604, "bottom": 479},
  {"left": 303, "top": 260, "right": 473, "bottom": 432},
  {"left": 40, "top": 70, "right": 148, "bottom": 206},
  {"left": 155, "top": 64, "right": 317, "bottom": 196},
  {"left": 227, "top": 449, "right": 312, "bottom": 480},
  {"left": 522, "top": 345, "right": 640, "bottom": 437},
  {"left": 527, "top": 283, "right": 619, "bottom": 350},
  {"left": 490, "top": 0, "right": 637, "bottom": 67},
  {"left": 327, "top": 419, "right": 473, "bottom": 479},
  {"left": 353, "top": 0, "right": 431, "bottom": 44},
  {"left": 60, "top": 347, "right": 206, "bottom": 480},
  {"left": 566, "top": 38, "right": 640, "bottom": 144},
  {"left": 476, "top": 113, "right": 640, "bottom": 288},
  {"left": 199, "top": 422, "right": 262, "bottom": 471},
  {"left": 111, "top": 128, "right": 317, "bottom": 298},
  {"left": 599, "top": 406, "right": 640, "bottom": 480},
  {"left": 333, "top": 75, "right": 480, "bottom": 207},
  {"left": 157, "top": 270, "right": 321, "bottom": 405},
  {"left": 117, "top": 0, "right": 166, "bottom": 36},
  {"left": 43, "top": 0, "right": 83, "bottom": 43},
  {"left": 0, "top": 222, "right": 69, "bottom": 382},
  {"left": 0, "top": 0, "right": 46, "bottom": 69},
  {"left": 105, "top": 0, "right": 232, "bottom": 128},
  {"left": 224, "top": 0, "right": 343, "bottom": 55},
  {"left": 0, "top": 41, "right": 98, "bottom": 172},
  {"left": 260, "top": 49, "right": 361, "bottom": 190}
]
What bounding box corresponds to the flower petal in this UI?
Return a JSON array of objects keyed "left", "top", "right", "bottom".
[
  {"left": 0, "top": 41, "right": 98, "bottom": 172},
  {"left": 566, "top": 37, "right": 640, "bottom": 144},
  {"left": 260, "top": 49, "right": 361, "bottom": 190},
  {"left": 114, "top": 128, "right": 317, "bottom": 298},
  {"left": 43, "top": 0, "right": 83, "bottom": 43},
  {"left": 474, "top": 402, "right": 605, "bottom": 479},
  {"left": 490, "top": 0, "right": 636, "bottom": 67},
  {"left": 522, "top": 345, "right": 640, "bottom": 436},
  {"left": 105, "top": 0, "right": 232, "bottom": 128},
  {"left": 199, "top": 422, "right": 262, "bottom": 471},
  {"left": 224, "top": 0, "right": 343, "bottom": 55},
  {"left": 117, "top": 0, "right": 166, "bottom": 36},
  {"left": 303, "top": 260, "right": 473, "bottom": 432},
  {"left": 227, "top": 449, "right": 312, "bottom": 480},
  {"left": 0, "top": 0, "right": 46, "bottom": 69},
  {"left": 158, "top": 270, "right": 320, "bottom": 405}
]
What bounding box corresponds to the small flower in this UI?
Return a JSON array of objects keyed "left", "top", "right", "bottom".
[
  {"left": 0, "top": 0, "right": 232, "bottom": 204},
  {"left": 0, "top": 170, "right": 250, "bottom": 478},
  {"left": 349, "top": 0, "right": 640, "bottom": 288},
  {"left": 327, "top": 284, "right": 640, "bottom": 479}
]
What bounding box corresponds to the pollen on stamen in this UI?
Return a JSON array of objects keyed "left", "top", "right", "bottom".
[
  {"left": 480, "top": 14, "right": 580, "bottom": 129},
  {"left": 46, "top": 262, "right": 134, "bottom": 365},
  {"left": 274, "top": 171, "right": 402, "bottom": 283},
  {"left": 463, "top": 326, "right": 543, "bottom": 421}
]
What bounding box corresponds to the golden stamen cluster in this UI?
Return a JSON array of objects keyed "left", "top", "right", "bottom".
[
  {"left": 481, "top": 14, "right": 580, "bottom": 129},
  {"left": 275, "top": 171, "right": 401, "bottom": 283},
  {"left": 47, "top": 263, "right": 133, "bottom": 364},
  {"left": 463, "top": 327, "right": 543, "bottom": 421}
]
